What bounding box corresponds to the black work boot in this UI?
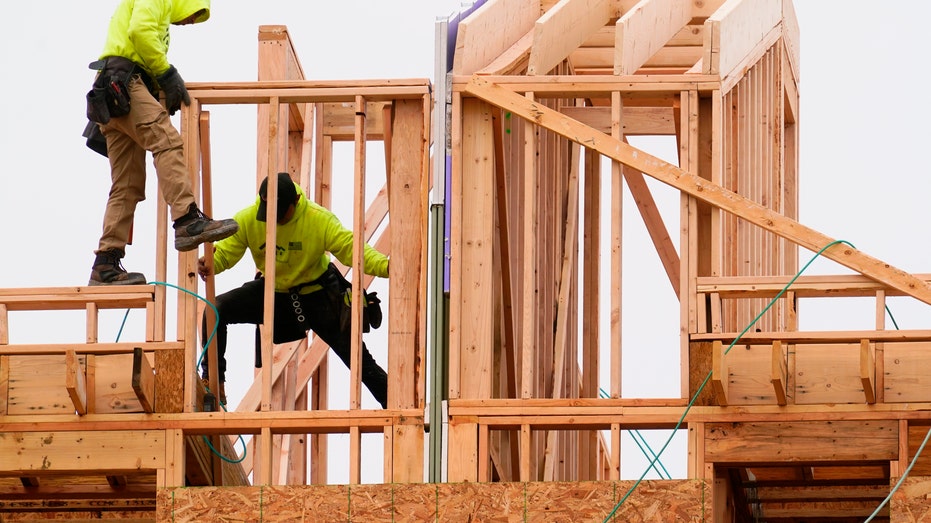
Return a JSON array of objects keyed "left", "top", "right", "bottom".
[
  {"left": 173, "top": 203, "right": 239, "bottom": 252},
  {"left": 88, "top": 249, "right": 146, "bottom": 286}
]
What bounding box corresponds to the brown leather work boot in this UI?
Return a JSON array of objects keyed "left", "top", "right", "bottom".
[
  {"left": 88, "top": 249, "right": 146, "bottom": 286},
  {"left": 173, "top": 203, "right": 239, "bottom": 252}
]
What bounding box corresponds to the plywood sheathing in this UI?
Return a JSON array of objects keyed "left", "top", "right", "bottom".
[{"left": 158, "top": 480, "right": 709, "bottom": 521}]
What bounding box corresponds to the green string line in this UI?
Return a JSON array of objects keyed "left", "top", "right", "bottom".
[
  {"left": 863, "top": 303, "right": 930, "bottom": 521},
  {"left": 599, "top": 388, "right": 670, "bottom": 479},
  {"left": 602, "top": 240, "right": 853, "bottom": 522},
  {"left": 115, "top": 281, "right": 246, "bottom": 465}
]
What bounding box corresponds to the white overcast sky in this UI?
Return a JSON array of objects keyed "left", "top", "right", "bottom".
[{"left": 1, "top": 1, "right": 930, "bottom": 482}]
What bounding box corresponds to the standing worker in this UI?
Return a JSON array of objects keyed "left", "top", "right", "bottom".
[
  {"left": 85, "top": 0, "right": 238, "bottom": 286},
  {"left": 197, "top": 173, "right": 389, "bottom": 408}
]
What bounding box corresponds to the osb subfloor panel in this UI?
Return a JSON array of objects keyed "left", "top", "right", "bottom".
[
  {"left": 157, "top": 480, "right": 709, "bottom": 522},
  {"left": 892, "top": 476, "right": 931, "bottom": 521}
]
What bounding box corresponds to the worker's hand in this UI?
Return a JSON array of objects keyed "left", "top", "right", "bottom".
[
  {"left": 157, "top": 65, "right": 190, "bottom": 116},
  {"left": 197, "top": 256, "right": 212, "bottom": 281}
]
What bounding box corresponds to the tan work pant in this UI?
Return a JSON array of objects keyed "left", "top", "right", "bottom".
[{"left": 96, "top": 76, "right": 196, "bottom": 253}]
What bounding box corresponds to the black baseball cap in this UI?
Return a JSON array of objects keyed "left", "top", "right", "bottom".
[{"left": 257, "top": 172, "right": 298, "bottom": 222}]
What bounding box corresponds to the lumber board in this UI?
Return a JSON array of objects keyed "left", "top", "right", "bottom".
[
  {"left": 0, "top": 430, "right": 164, "bottom": 473},
  {"left": 560, "top": 106, "right": 677, "bottom": 135},
  {"left": 703, "top": 0, "right": 782, "bottom": 76},
  {"left": 132, "top": 348, "right": 156, "bottom": 413},
  {"left": 6, "top": 356, "right": 73, "bottom": 415},
  {"left": 94, "top": 354, "right": 144, "bottom": 414},
  {"left": 615, "top": 0, "right": 691, "bottom": 75},
  {"left": 771, "top": 341, "right": 787, "bottom": 406},
  {"left": 461, "top": 75, "right": 931, "bottom": 305},
  {"left": 452, "top": 0, "right": 538, "bottom": 75},
  {"left": 527, "top": 0, "right": 613, "bottom": 76},
  {"left": 884, "top": 342, "right": 931, "bottom": 403},
  {"left": 692, "top": 330, "right": 931, "bottom": 344},
  {"left": 0, "top": 341, "right": 184, "bottom": 356},
  {"left": 860, "top": 339, "right": 876, "bottom": 404},
  {"left": 697, "top": 273, "right": 931, "bottom": 298},
  {"left": 0, "top": 286, "right": 155, "bottom": 311},
  {"left": 458, "top": 98, "right": 495, "bottom": 399},
  {"left": 705, "top": 420, "right": 897, "bottom": 464},
  {"left": 387, "top": 98, "right": 427, "bottom": 412},
  {"left": 64, "top": 350, "right": 87, "bottom": 416},
  {"left": 711, "top": 340, "right": 728, "bottom": 406}
]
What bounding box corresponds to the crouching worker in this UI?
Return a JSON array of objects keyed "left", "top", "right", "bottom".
[{"left": 197, "top": 173, "right": 389, "bottom": 408}]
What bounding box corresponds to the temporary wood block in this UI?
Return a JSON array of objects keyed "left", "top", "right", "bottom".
[
  {"left": 705, "top": 421, "right": 897, "bottom": 464},
  {"left": 94, "top": 353, "right": 143, "bottom": 414},
  {"left": 6, "top": 355, "right": 73, "bottom": 415},
  {"left": 710, "top": 340, "right": 728, "bottom": 406},
  {"left": 883, "top": 342, "right": 931, "bottom": 403},
  {"left": 0, "top": 431, "right": 164, "bottom": 473},
  {"left": 132, "top": 347, "right": 156, "bottom": 413},
  {"left": 860, "top": 339, "right": 876, "bottom": 404},
  {"left": 771, "top": 340, "right": 787, "bottom": 405},
  {"left": 65, "top": 350, "right": 87, "bottom": 415},
  {"left": 794, "top": 343, "right": 864, "bottom": 405}
]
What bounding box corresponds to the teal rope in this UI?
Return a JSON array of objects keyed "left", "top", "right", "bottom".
[
  {"left": 864, "top": 299, "right": 929, "bottom": 521},
  {"left": 145, "top": 280, "right": 220, "bottom": 370},
  {"left": 602, "top": 240, "right": 853, "bottom": 522},
  {"left": 599, "top": 387, "right": 671, "bottom": 479},
  {"left": 115, "top": 308, "right": 131, "bottom": 342},
  {"left": 115, "top": 281, "right": 245, "bottom": 465}
]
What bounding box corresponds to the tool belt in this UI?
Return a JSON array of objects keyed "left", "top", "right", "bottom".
[
  {"left": 85, "top": 56, "right": 154, "bottom": 124},
  {"left": 290, "top": 263, "right": 383, "bottom": 334}
]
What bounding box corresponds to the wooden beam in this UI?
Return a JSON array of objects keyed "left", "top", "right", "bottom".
[
  {"left": 703, "top": 0, "right": 782, "bottom": 76},
  {"left": 0, "top": 431, "right": 165, "bottom": 473},
  {"left": 621, "top": 137, "right": 680, "bottom": 294},
  {"left": 528, "top": 0, "right": 613, "bottom": 76},
  {"left": 453, "top": 0, "right": 538, "bottom": 75},
  {"left": 705, "top": 420, "right": 898, "bottom": 463},
  {"left": 461, "top": 75, "right": 931, "bottom": 305},
  {"left": 615, "top": 0, "right": 691, "bottom": 75},
  {"left": 560, "top": 106, "right": 676, "bottom": 135},
  {"left": 0, "top": 286, "right": 155, "bottom": 311}
]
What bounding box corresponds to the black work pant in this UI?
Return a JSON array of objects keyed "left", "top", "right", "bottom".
[{"left": 201, "top": 277, "right": 388, "bottom": 408}]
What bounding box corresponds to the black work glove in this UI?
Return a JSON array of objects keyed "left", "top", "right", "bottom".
[{"left": 156, "top": 65, "right": 190, "bottom": 116}]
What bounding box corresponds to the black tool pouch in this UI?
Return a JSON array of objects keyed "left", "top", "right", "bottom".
[
  {"left": 311, "top": 264, "right": 383, "bottom": 334},
  {"left": 85, "top": 58, "right": 133, "bottom": 124}
]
